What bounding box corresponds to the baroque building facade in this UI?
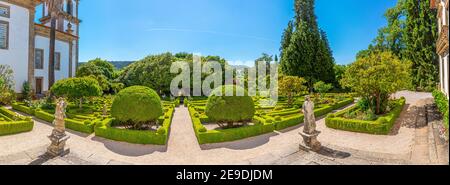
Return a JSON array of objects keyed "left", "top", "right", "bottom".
[
  {"left": 432, "top": 0, "right": 449, "bottom": 97},
  {"left": 0, "top": 0, "right": 79, "bottom": 94}
]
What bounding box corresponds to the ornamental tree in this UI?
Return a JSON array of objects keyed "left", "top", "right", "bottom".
[
  {"left": 76, "top": 58, "right": 118, "bottom": 93},
  {"left": 205, "top": 85, "right": 255, "bottom": 128},
  {"left": 340, "top": 51, "right": 411, "bottom": 115},
  {"left": 50, "top": 77, "right": 103, "bottom": 109},
  {"left": 0, "top": 65, "right": 15, "bottom": 105},
  {"left": 313, "top": 81, "right": 333, "bottom": 98},
  {"left": 111, "top": 86, "right": 163, "bottom": 129},
  {"left": 278, "top": 75, "right": 307, "bottom": 106}
]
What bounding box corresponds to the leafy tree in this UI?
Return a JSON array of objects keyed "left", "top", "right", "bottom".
[
  {"left": 278, "top": 75, "right": 307, "bottom": 106},
  {"left": 76, "top": 58, "right": 117, "bottom": 93},
  {"left": 373, "top": 0, "right": 406, "bottom": 58},
  {"left": 50, "top": 77, "right": 103, "bottom": 108},
  {"left": 22, "top": 81, "right": 32, "bottom": 101},
  {"left": 0, "top": 65, "right": 15, "bottom": 105},
  {"left": 361, "top": 0, "right": 438, "bottom": 91},
  {"left": 333, "top": 64, "right": 348, "bottom": 90},
  {"left": 314, "top": 81, "right": 333, "bottom": 97},
  {"left": 341, "top": 51, "right": 412, "bottom": 115},
  {"left": 117, "top": 53, "right": 175, "bottom": 95}
]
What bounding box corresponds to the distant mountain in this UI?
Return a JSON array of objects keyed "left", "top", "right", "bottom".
[{"left": 108, "top": 61, "right": 135, "bottom": 69}]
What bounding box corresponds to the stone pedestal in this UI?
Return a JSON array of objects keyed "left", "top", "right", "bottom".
[
  {"left": 299, "top": 131, "right": 322, "bottom": 152},
  {"left": 47, "top": 129, "right": 70, "bottom": 157}
]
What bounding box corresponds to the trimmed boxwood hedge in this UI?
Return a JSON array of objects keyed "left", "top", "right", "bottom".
[
  {"left": 12, "top": 103, "right": 35, "bottom": 115},
  {"left": 188, "top": 98, "right": 355, "bottom": 144},
  {"left": 325, "top": 97, "right": 406, "bottom": 135},
  {"left": 0, "top": 107, "right": 34, "bottom": 136},
  {"left": 34, "top": 110, "right": 96, "bottom": 134},
  {"left": 189, "top": 106, "right": 275, "bottom": 144},
  {"left": 12, "top": 103, "right": 99, "bottom": 134},
  {"left": 94, "top": 106, "right": 174, "bottom": 145},
  {"left": 274, "top": 98, "right": 354, "bottom": 131}
]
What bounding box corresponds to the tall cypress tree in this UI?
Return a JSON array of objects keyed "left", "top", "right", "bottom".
[
  {"left": 317, "top": 30, "right": 336, "bottom": 85},
  {"left": 280, "top": 21, "right": 294, "bottom": 73},
  {"left": 403, "top": 0, "right": 437, "bottom": 91},
  {"left": 280, "top": 0, "right": 335, "bottom": 91}
]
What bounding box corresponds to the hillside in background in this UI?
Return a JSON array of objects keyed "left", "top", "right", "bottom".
[{"left": 108, "top": 61, "right": 135, "bottom": 69}]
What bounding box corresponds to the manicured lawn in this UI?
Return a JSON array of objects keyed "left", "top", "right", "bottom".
[{"left": 187, "top": 93, "right": 354, "bottom": 144}]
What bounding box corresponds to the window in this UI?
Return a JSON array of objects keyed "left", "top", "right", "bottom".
[
  {"left": 0, "top": 20, "right": 8, "bottom": 49},
  {"left": 55, "top": 52, "right": 61, "bottom": 70},
  {"left": 67, "top": 1, "right": 73, "bottom": 16},
  {"left": 0, "top": 4, "right": 9, "bottom": 18},
  {"left": 35, "top": 49, "right": 44, "bottom": 69}
]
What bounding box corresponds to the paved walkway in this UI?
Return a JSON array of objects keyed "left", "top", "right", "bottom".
[{"left": 0, "top": 91, "right": 448, "bottom": 165}]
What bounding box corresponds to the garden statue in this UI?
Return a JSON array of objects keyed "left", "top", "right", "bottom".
[
  {"left": 47, "top": 98, "right": 70, "bottom": 157},
  {"left": 299, "top": 95, "right": 322, "bottom": 152}
]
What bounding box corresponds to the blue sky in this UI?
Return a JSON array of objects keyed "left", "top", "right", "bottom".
[{"left": 52, "top": 0, "right": 397, "bottom": 65}]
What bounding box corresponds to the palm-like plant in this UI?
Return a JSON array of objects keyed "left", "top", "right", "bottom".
[{"left": 45, "top": 0, "right": 64, "bottom": 89}]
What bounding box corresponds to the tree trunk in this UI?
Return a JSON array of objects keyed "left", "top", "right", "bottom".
[{"left": 48, "top": 16, "right": 57, "bottom": 89}]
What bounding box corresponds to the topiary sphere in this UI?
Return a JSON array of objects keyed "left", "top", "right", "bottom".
[
  {"left": 111, "top": 86, "right": 163, "bottom": 123},
  {"left": 205, "top": 85, "right": 255, "bottom": 123}
]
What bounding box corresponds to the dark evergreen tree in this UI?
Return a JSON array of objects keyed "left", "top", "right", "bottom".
[
  {"left": 404, "top": 0, "right": 438, "bottom": 91},
  {"left": 280, "top": 20, "right": 294, "bottom": 72},
  {"left": 280, "top": 0, "right": 335, "bottom": 92}
]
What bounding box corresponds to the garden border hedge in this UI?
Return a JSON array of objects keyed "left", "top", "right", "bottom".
[
  {"left": 0, "top": 107, "right": 34, "bottom": 136},
  {"left": 325, "top": 97, "right": 406, "bottom": 135},
  {"left": 94, "top": 106, "right": 175, "bottom": 145},
  {"left": 273, "top": 98, "right": 354, "bottom": 131},
  {"left": 12, "top": 102, "right": 99, "bottom": 134},
  {"left": 188, "top": 98, "right": 355, "bottom": 144},
  {"left": 34, "top": 110, "right": 96, "bottom": 134}
]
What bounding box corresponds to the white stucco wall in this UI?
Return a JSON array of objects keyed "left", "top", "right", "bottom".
[
  {"left": 0, "top": 2, "right": 30, "bottom": 92},
  {"left": 444, "top": 54, "right": 449, "bottom": 98},
  {"left": 34, "top": 35, "right": 71, "bottom": 92}
]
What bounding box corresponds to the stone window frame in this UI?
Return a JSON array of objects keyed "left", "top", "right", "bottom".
[
  {"left": 0, "top": 4, "right": 10, "bottom": 18},
  {"left": 55, "top": 52, "right": 61, "bottom": 71},
  {"left": 0, "top": 20, "right": 8, "bottom": 50},
  {"left": 35, "top": 49, "right": 44, "bottom": 69}
]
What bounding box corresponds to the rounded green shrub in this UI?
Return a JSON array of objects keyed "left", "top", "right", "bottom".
[
  {"left": 157, "top": 127, "right": 166, "bottom": 135},
  {"left": 274, "top": 116, "right": 282, "bottom": 121},
  {"left": 111, "top": 86, "right": 163, "bottom": 123},
  {"left": 198, "top": 126, "right": 207, "bottom": 133},
  {"left": 205, "top": 85, "right": 255, "bottom": 123}
]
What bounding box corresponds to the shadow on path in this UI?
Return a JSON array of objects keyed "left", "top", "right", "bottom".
[
  {"left": 200, "top": 132, "right": 279, "bottom": 150},
  {"left": 27, "top": 151, "right": 68, "bottom": 165},
  {"left": 316, "top": 146, "right": 351, "bottom": 159},
  {"left": 91, "top": 137, "right": 167, "bottom": 156}
]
